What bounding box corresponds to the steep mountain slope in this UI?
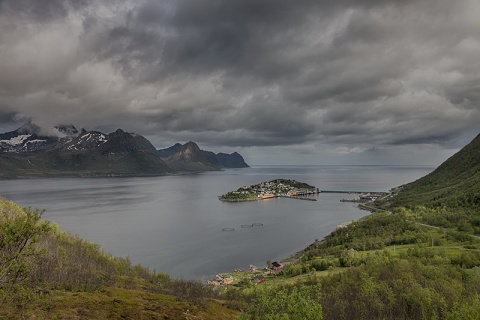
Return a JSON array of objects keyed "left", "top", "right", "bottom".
[
  {"left": 392, "top": 133, "right": 480, "bottom": 211},
  {"left": 99, "top": 129, "right": 159, "bottom": 154},
  {"left": 163, "top": 141, "right": 218, "bottom": 171}
]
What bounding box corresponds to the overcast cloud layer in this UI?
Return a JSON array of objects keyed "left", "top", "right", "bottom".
[{"left": 1, "top": 0, "right": 479, "bottom": 164}]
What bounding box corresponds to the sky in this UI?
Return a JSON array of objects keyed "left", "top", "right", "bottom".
[{"left": 0, "top": 0, "right": 479, "bottom": 165}]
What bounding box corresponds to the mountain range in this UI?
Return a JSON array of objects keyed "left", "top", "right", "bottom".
[{"left": 0, "top": 123, "right": 248, "bottom": 179}]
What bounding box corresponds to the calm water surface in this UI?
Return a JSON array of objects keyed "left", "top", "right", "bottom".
[{"left": 0, "top": 165, "right": 433, "bottom": 279}]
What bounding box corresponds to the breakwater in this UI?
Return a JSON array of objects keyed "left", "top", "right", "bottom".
[{"left": 278, "top": 195, "right": 317, "bottom": 201}]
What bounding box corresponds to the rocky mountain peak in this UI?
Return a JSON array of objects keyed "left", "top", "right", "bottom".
[
  {"left": 54, "top": 125, "right": 81, "bottom": 137},
  {"left": 174, "top": 141, "right": 202, "bottom": 161},
  {"left": 99, "top": 129, "right": 157, "bottom": 154},
  {"left": 157, "top": 141, "right": 249, "bottom": 170},
  {"left": 182, "top": 141, "right": 201, "bottom": 152}
]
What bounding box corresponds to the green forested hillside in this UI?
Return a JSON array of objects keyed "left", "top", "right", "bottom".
[
  {"left": 383, "top": 133, "right": 480, "bottom": 235},
  {"left": 392, "top": 133, "right": 480, "bottom": 210}
]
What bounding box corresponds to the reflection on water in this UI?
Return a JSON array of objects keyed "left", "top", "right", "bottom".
[{"left": 0, "top": 165, "right": 433, "bottom": 279}]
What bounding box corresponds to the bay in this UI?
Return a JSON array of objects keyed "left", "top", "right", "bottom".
[{"left": 0, "top": 165, "right": 433, "bottom": 279}]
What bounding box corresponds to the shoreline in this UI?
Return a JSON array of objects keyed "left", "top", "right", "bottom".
[
  {"left": 209, "top": 201, "right": 377, "bottom": 284},
  {"left": 218, "top": 197, "right": 258, "bottom": 202}
]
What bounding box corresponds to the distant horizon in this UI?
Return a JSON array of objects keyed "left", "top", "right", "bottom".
[{"left": 1, "top": 120, "right": 462, "bottom": 168}]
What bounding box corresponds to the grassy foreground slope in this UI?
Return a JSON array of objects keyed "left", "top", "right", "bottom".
[{"left": 0, "top": 198, "right": 239, "bottom": 320}]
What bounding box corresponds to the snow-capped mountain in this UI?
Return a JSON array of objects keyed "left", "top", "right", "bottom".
[
  {"left": 0, "top": 123, "right": 171, "bottom": 178},
  {"left": 0, "top": 122, "right": 82, "bottom": 153},
  {"left": 0, "top": 123, "right": 155, "bottom": 155},
  {"left": 62, "top": 131, "right": 108, "bottom": 152}
]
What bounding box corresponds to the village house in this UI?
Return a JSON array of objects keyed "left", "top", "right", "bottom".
[
  {"left": 222, "top": 276, "right": 234, "bottom": 285},
  {"left": 252, "top": 275, "right": 265, "bottom": 284},
  {"left": 271, "top": 261, "right": 282, "bottom": 271}
]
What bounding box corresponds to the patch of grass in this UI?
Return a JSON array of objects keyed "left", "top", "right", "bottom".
[{"left": 7, "top": 287, "right": 239, "bottom": 320}]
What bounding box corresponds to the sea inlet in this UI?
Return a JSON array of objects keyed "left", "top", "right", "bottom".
[{"left": 0, "top": 165, "right": 433, "bottom": 279}]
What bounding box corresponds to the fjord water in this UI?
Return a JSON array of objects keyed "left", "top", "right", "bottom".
[{"left": 0, "top": 165, "right": 433, "bottom": 279}]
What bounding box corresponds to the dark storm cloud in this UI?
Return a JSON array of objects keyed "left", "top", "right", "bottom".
[
  {"left": 92, "top": 0, "right": 330, "bottom": 81},
  {"left": 445, "top": 78, "right": 480, "bottom": 107},
  {"left": 0, "top": 0, "right": 479, "bottom": 162},
  {"left": 0, "top": 0, "right": 91, "bottom": 21}
]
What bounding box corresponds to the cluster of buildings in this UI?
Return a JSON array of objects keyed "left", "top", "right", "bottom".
[
  {"left": 235, "top": 179, "right": 319, "bottom": 198},
  {"left": 208, "top": 261, "right": 283, "bottom": 287},
  {"left": 208, "top": 275, "right": 235, "bottom": 286}
]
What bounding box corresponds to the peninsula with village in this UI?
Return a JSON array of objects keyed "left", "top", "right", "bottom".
[{"left": 218, "top": 178, "right": 320, "bottom": 202}]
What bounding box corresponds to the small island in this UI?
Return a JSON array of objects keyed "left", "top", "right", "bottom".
[{"left": 219, "top": 178, "right": 320, "bottom": 202}]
